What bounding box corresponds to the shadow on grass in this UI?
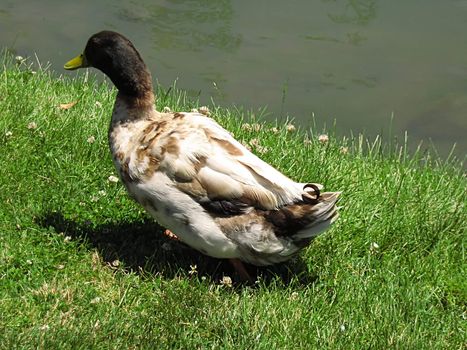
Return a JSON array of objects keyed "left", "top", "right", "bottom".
[{"left": 38, "top": 212, "right": 318, "bottom": 288}]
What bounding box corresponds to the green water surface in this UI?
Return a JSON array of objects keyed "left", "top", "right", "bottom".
[{"left": 1, "top": 0, "right": 466, "bottom": 158}]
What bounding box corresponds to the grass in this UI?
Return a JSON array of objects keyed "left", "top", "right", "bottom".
[{"left": 0, "top": 54, "right": 465, "bottom": 349}]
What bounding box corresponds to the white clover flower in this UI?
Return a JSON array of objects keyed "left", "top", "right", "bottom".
[
  {"left": 15, "top": 55, "right": 25, "bottom": 64},
  {"left": 5, "top": 131, "right": 13, "bottom": 138},
  {"left": 248, "top": 138, "right": 268, "bottom": 154},
  {"left": 370, "top": 242, "right": 380, "bottom": 254},
  {"left": 249, "top": 138, "right": 260, "bottom": 147},
  {"left": 87, "top": 136, "right": 96, "bottom": 144},
  {"left": 108, "top": 175, "right": 119, "bottom": 183},
  {"left": 27, "top": 122, "right": 37, "bottom": 130},
  {"left": 199, "top": 106, "right": 210, "bottom": 116},
  {"left": 256, "top": 145, "right": 269, "bottom": 154},
  {"left": 90, "top": 297, "right": 101, "bottom": 304},
  {"left": 251, "top": 123, "right": 262, "bottom": 132},
  {"left": 318, "top": 134, "right": 329, "bottom": 144},
  {"left": 286, "top": 123, "right": 296, "bottom": 132},
  {"left": 241, "top": 123, "right": 251, "bottom": 131},
  {"left": 290, "top": 291, "right": 299, "bottom": 300},
  {"left": 188, "top": 264, "right": 198, "bottom": 275},
  {"left": 220, "top": 276, "right": 232, "bottom": 287}
]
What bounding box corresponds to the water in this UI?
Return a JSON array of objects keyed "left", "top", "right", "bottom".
[{"left": 1, "top": 0, "right": 466, "bottom": 158}]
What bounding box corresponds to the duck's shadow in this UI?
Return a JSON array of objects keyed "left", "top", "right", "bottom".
[{"left": 38, "top": 212, "right": 317, "bottom": 287}]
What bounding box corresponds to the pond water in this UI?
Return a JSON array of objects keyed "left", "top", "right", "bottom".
[{"left": 1, "top": 0, "right": 467, "bottom": 159}]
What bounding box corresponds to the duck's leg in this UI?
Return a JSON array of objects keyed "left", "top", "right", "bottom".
[
  {"left": 229, "top": 258, "right": 254, "bottom": 284},
  {"left": 163, "top": 229, "right": 179, "bottom": 241}
]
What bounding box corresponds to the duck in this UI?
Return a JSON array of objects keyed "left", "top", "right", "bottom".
[{"left": 64, "top": 31, "right": 340, "bottom": 280}]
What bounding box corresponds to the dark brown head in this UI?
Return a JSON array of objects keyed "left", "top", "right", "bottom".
[{"left": 64, "top": 31, "right": 153, "bottom": 98}]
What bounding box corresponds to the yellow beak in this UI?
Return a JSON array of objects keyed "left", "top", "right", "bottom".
[{"left": 64, "top": 54, "right": 87, "bottom": 70}]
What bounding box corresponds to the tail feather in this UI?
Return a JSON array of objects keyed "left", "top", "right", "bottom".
[
  {"left": 264, "top": 188, "right": 340, "bottom": 240},
  {"left": 223, "top": 186, "right": 340, "bottom": 266},
  {"left": 291, "top": 191, "right": 340, "bottom": 240}
]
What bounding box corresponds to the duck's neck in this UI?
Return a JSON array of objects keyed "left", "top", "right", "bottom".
[
  {"left": 109, "top": 66, "right": 156, "bottom": 124},
  {"left": 114, "top": 71, "right": 154, "bottom": 101},
  {"left": 111, "top": 90, "right": 155, "bottom": 125}
]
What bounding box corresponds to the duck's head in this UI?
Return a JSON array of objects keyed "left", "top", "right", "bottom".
[{"left": 64, "top": 31, "right": 153, "bottom": 99}]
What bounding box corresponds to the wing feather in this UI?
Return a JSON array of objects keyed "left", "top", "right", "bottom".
[{"left": 153, "top": 113, "right": 304, "bottom": 210}]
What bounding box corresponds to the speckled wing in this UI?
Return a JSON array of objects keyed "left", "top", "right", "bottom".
[{"left": 152, "top": 113, "right": 305, "bottom": 212}]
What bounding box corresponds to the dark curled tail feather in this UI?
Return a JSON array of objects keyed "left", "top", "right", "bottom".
[
  {"left": 264, "top": 187, "right": 340, "bottom": 244},
  {"left": 301, "top": 183, "right": 321, "bottom": 204}
]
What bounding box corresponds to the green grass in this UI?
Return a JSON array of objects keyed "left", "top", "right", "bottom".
[{"left": 0, "top": 54, "right": 465, "bottom": 349}]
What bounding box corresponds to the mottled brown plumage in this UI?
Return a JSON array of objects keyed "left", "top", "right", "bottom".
[{"left": 64, "top": 31, "right": 341, "bottom": 273}]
